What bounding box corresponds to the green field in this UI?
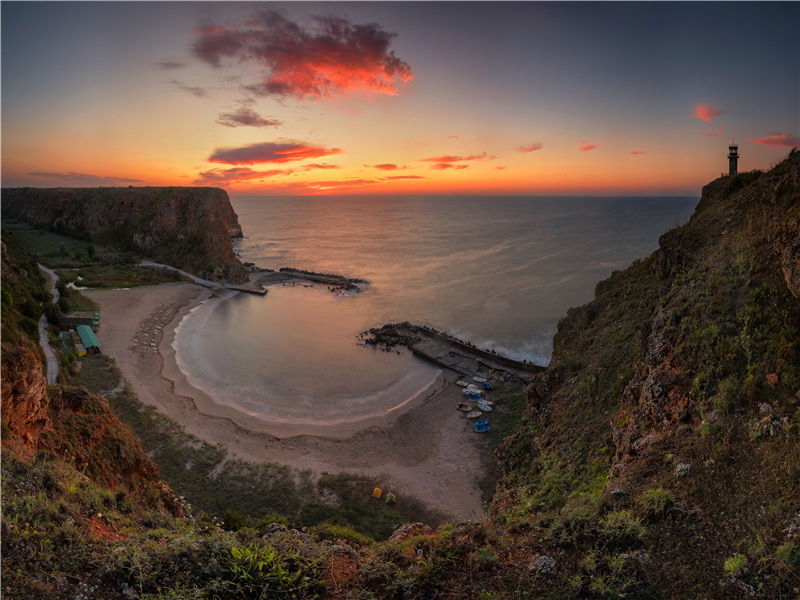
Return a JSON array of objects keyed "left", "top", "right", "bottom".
[{"left": 1, "top": 218, "right": 90, "bottom": 257}]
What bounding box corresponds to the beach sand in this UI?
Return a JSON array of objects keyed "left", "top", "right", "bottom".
[{"left": 85, "top": 282, "right": 488, "bottom": 522}]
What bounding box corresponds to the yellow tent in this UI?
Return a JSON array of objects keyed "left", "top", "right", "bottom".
[{"left": 371, "top": 487, "right": 382, "bottom": 498}]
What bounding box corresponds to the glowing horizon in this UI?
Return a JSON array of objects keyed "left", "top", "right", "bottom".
[{"left": 2, "top": 2, "right": 797, "bottom": 196}]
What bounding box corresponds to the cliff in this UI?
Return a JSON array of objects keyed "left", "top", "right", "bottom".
[
  {"left": 1, "top": 186, "right": 249, "bottom": 283},
  {"left": 2, "top": 153, "right": 799, "bottom": 599},
  {"left": 493, "top": 149, "right": 800, "bottom": 598}
]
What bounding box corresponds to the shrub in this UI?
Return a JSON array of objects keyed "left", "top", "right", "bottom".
[
  {"left": 222, "top": 509, "right": 246, "bottom": 532},
  {"left": 636, "top": 488, "right": 675, "bottom": 518},
  {"left": 600, "top": 509, "right": 647, "bottom": 542},
  {"left": 724, "top": 553, "right": 747, "bottom": 577}
]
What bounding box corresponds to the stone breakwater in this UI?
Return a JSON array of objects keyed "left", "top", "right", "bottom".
[{"left": 361, "top": 322, "right": 545, "bottom": 382}]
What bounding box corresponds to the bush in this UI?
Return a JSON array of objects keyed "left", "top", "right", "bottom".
[
  {"left": 600, "top": 509, "right": 647, "bottom": 542},
  {"left": 724, "top": 553, "right": 747, "bottom": 577},
  {"left": 636, "top": 488, "right": 675, "bottom": 518},
  {"left": 222, "top": 509, "right": 246, "bottom": 532}
]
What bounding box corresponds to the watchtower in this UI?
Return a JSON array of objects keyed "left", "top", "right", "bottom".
[{"left": 728, "top": 142, "right": 739, "bottom": 176}]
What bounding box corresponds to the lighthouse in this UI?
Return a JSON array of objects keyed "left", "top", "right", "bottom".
[{"left": 728, "top": 142, "right": 739, "bottom": 176}]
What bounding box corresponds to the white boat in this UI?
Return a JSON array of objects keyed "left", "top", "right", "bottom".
[
  {"left": 462, "top": 388, "right": 484, "bottom": 396},
  {"left": 477, "top": 402, "right": 493, "bottom": 412},
  {"left": 456, "top": 380, "right": 469, "bottom": 387},
  {"left": 473, "top": 376, "right": 487, "bottom": 383}
]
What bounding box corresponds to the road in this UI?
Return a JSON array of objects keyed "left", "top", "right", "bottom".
[{"left": 37, "top": 264, "right": 60, "bottom": 384}]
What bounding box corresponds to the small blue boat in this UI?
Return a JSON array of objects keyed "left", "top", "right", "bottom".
[
  {"left": 468, "top": 395, "right": 483, "bottom": 401},
  {"left": 474, "top": 424, "right": 491, "bottom": 432},
  {"left": 475, "top": 420, "right": 489, "bottom": 426},
  {"left": 481, "top": 382, "right": 494, "bottom": 390}
]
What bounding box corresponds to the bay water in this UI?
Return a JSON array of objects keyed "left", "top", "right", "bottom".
[{"left": 173, "top": 196, "right": 697, "bottom": 425}]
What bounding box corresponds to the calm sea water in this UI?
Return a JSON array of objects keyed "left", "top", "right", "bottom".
[{"left": 173, "top": 196, "right": 697, "bottom": 424}]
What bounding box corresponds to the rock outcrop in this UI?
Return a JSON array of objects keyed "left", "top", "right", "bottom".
[{"left": 1, "top": 186, "right": 249, "bottom": 283}]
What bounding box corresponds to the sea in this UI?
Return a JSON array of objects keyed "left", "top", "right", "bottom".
[{"left": 173, "top": 196, "right": 698, "bottom": 426}]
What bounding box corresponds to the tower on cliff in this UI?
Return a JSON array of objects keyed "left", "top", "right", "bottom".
[{"left": 728, "top": 142, "right": 739, "bottom": 176}]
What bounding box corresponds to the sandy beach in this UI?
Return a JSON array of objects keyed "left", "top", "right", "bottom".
[{"left": 84, "top": 281, "right": 488, "bottom": 521}]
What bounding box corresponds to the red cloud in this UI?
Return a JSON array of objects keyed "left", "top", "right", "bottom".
[
  {"left": 694, "top": 103, "right": 725, "bottom": 123},
  {"left": 580, "top": 141, "right": 597, "bottom": 152},
  {"left": 419, "top": 152, "right": 494, "bottom": 170},
  {"left": 518, "top": 143, "right": 543, "bottom": 153},
  {"left": 194, "top": 167, "right": 290, "bottom": 185},
  {"left": 629, "top": 151, "right": 646, "bottom": 155},
  {"left": 193, "top": 9, "right": 414, "bottom": 100},
  {"left": 385, "top": 175, "right": 424, "bottom": 180},
  {"left": 217, "top": 108, "right": 282, "bottom": 128},
  {"left": 372, "top": 163, "right": 400, "bottom": 170},
  {"left": 302, "top": 163, "right": 340, "bottom": 170},
  {"left": 208, "top": 141, "right": 342, "bottom": 165},
  {"left": 750, "top": 132, "right": 800, "bottom": 147}
]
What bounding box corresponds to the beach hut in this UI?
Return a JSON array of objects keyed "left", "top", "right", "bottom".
[{"left": 76, "top": 324, "right": 101, "bottom": 355}]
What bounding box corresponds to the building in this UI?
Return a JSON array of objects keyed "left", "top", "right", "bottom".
[
  {"left": 60, "top": 311, "right": 100, "bottom": 332},
  {"left": 728, "top": 143, "right": 739, "bottom": 176},
  {"left": 76, "top": 324, "right": 101, "bottom": 355}
]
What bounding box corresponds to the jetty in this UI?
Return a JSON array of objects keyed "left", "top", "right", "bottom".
[{"left": 361, "top": 322, "right": 545, "bottom": 382}]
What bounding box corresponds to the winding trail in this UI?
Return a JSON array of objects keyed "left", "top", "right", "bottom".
[{"left": 37, "top": 264, "right": 60, "bottom": 384}]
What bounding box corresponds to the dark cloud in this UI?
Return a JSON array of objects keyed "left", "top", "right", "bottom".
[
  {"left": 158, "top": 60, "right": 186, "bottom": 70},
  {"left": 27, "top": 171, "right": 143, "bottom": 184},
  {"left": 207, "top": 140, "right": 342, "bottom": 165},
  {"left": 172, "top": 80, "right": 207, "bottom": 98},
  {"left": 751, "top": 132, "right": 800, "bottom": 147},
  {"left": 192, "top": 9, "right": 414, "bottom": 100},
  {"left": 216, "top": 107, "right": 282, "bottom": 128}
]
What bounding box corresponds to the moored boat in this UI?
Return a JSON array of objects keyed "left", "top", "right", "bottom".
[
  {"left": 477, "top": 402, "right": 492, "bottom": 412},
  {"left": 475, "top": 419, "right": 489, "bottom": 426},
  {"left": 474, "top": 424, "right": 491, "bottom": 432},
  {"left": 456, "top": 380, "right": 469, "bottom": 387},
  {"left": 481, "top": 382, "right": 494, "bottom": 390},
  {"left": 473, "top": 376, "right": 487, "bottom": 383},
  {"left": 457, "top": 402, "right": 471, "bottom": 412},
  {"left": 466, "top": 411, "right": 482, "bottom": 418},
  {"left": 468, "top": 394, "right": 483, "bottom": 401}
]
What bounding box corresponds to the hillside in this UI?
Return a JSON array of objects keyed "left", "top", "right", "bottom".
[
  {"left": 1, "top": 187, "right": 249, "bottom": 283},
  {"left": 1, "top": 151, "right": 799, "bottom": 599}
]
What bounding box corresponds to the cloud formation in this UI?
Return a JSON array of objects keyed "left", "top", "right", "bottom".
[
  {"left": 192, "top": 9, "right": 414, "bottom": 100},
  {"left": 158, "top": 60, "right": 185, "bottom": 70},
  {"left": 207, "top": 140, "right": 342, "bottom": 165},
  {"left": 694, "top": 103, "right": 725, "bottom": 122},
  {"left": 172, "top": 80, "right": 207, "bottom": 98},
  {"left": 518, "top": 143, "right": 543, "bottom": 153},
  {"left": 217, "top": 108, "right": 282, "bottom": 128},
  {"left": 580, "top": 141, "right": 597, "bottom": 152},
  {"left": 419, "top": 152, "right": 494, "bottom": 170},
  {"left": 750, "top": 132, "right": 800, "bottom": 147},
  {"left": 194, "top": 166, "right": 290, "bottom": 186},
  {"left": 28, "top": 171, "right": 143, "bottom": 184},
  {"left": 629, "top": 151, "right": 646, "bottom": 155},
  {"left": 371, "top": 163, "right": 400, "bottom": 170}
]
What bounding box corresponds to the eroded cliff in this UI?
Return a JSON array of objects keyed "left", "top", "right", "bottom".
[{"left": 1, "top": 186, "right": 249, "bottom": 282}]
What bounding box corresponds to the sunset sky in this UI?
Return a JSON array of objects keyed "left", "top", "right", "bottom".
[{"left": 2, "top": 1, "right": 798, "bottom": 195}]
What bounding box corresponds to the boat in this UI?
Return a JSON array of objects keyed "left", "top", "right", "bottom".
[
  {"left": 473, "top": 376, "right": 487, "bottom": 383},
  {"left": 457, "top": 402, "right": 471, "bottom": 412},
  {"left": 481, "top": 382, "right": 494, "bottom": 390},
  {"left": 462, "top": 388, "right": 484, "bottom": 396},
  {"left": 474, "top": 424, "right": 491, "bottom": 432},
  {"left": 456, "top": 380, "right": 469, "bottom": 387},
  {"left": 466, "top": 411, "right": 482, "bottom": 418},
  {"left": 468, "top": 395, "right": 483, "bottom": 401},
  {"left": 477, "top": 402, "right": 492, "bottom": 412},
  {"left": 475, "top": 420, "right": 489, "bottom": 426},
  {"left": 476, "top": 399, "right": 493, "bottom": 405}
]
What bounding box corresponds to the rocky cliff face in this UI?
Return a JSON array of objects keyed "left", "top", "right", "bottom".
[
  {"left": 493, "top": 150, "right": 800, "bottom": 598},
  {"left": 1, "top": 186, "right": 249, "bottom": 283}
]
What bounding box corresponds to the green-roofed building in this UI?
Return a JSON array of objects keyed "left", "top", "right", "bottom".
[{"left": 76, "top": 324, "right": 101, "bottom": 354}]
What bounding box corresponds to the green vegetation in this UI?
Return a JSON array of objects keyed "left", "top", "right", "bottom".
[{"left": 3, "top": 151, "right": 800, "bottom": 599}]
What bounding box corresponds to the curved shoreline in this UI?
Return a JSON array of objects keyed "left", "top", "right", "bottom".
[{"left": 85, "top": 281, "right": 488, "bottom": 521}]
